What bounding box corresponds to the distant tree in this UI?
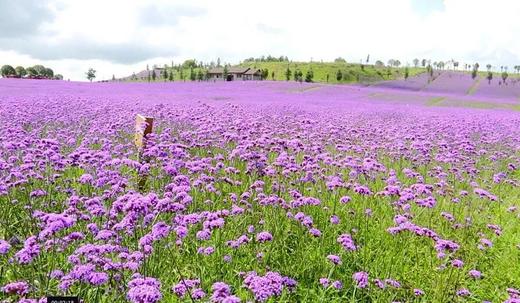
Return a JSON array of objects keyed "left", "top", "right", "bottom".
[
  {"left": 326, "top": 73, "right": 330, "bottom": 82},
  {"left": 502, "top": 71, "right": 508, "bottom": 83},
  {"left": 1, "top": 65, "right": 16, "bottom": 77},
  {"left": 147, "top": 71, "right": 151, "bottom": 82},
  {"left": 182, "top": 59, "right": 197, "bottom": 69},
  {"left": 152, "top": 70, "right": 157, "bottom": 81},
  {"left": 54, "top": 74, "right": 63, "bottom": 80},
  {"left": 304, "top": 70, "right": 314, "bottom": 82},
  {"left": 15, "top": 66, "right": 26, "bottom": 78},
  {"left": 33, "top": 65, "right": 46, "bottom": 76},
  {"left": 375, "top": 60, "right": 384, "bottom": 68},
  {"left": 217, "top": 57, "right": 221, "bottom": 67},
  {"left": 360, "top": 64, "right": 365, "bottom": 71},
  {"left": 413, "top": 58, "right": 419, "bottom": 68},
  {"left": 471, "top": 68, "right": 478, "bottom": 80},
  {"left": 162, "top": 67, "right": 168, "bottom": 80},
  {"left": 486, "top": 71, "right": 493, "bottom": 84},
  {"left": 453, "top": 62, "right": 459, "bottom": 70},
  {"left": 112, "top": 74, "right": 115, "bottom": 81},
  {"left": 197, "top": 70, "right": 204, "bottom": 81},
  {"left": 334, "top": 57, "right": 347, "bottom": 63},
  {"left": 26, "top": 67, "right": 37, "bottom": 77},
  {"left": 168, "top": 70, "right": 174, "bottom": 81},
  {"left": 298, "top": 70, "right": 303, "bottom": 83},
  {"left": 336, "top": 69, "right": 343, "bottom": 81},
  {"left": 404, "top": 67, "right": 409, "bottom": 80},
  {"left": 180, "top": 69, "right": 185, "bottom": 81},
  {"left": 486, "top": 64, "right": 492, "bottom": 71},
  {"left": 394, "top": 60, "right": 401, "bottom": 67},
  {"left": 86, "top": 68, "right": 96, "bottom": 82},
  {"left": 421, "top": 59, "right": 426, "bottom": 67},
  {"left": 261, "top": 68, "right": 269, "bottom": 80},
  {"left": 271, "top": 71, "right": 275, "bottom": 80},
  {"left": 294, "top": 69, "right": 299, "bottom": 81},
  {"left": 387, "top": 59, "right": 395, "bottom": 67},
  {"left": 43, "top": 68, "right": 54, "bottom": 79},
  {"left": 223, "top": 65, "right": 229, "bottom": 80},
  {"left": 189, "top": 68, "right": 196, "bottom": 81},
  {"left": 285, "top": 67, "right": 292, "bottom": 81},
  {"left": 366, "top": 54, "right": 370, "bottom": 63}
]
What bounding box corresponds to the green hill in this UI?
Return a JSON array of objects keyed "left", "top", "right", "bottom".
[
  {"left": 238, "top": 61, "right": 425, "bottom": 84},
  {"left": 121, "top": 61, "right": 425, "bottom": 84}
]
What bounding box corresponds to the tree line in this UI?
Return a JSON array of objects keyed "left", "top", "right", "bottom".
[{"left": 1, "top": 64, "right": 62, "bottom": 80}]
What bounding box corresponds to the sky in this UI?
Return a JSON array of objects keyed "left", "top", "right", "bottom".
[{"left": 1, "top": 0, "right": 519, "bottom": 81}]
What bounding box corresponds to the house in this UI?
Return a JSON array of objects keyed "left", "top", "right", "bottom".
[{"left": 207, "top": 67, "right": 262, "bottom": 81}]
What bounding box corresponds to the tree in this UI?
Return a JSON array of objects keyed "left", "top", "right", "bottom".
[
  {"left": 152, "top": 70, "right": 157, "bottom": 81},
  {"left": 15, "top": 66, "right": 26, "bottom": 78},
  {"left": 387, "top": 59, "right": 395, "bottom": 67},
  {"left": 86, "top": 68, "right": 96, "bottom": 82},
  {"left": 1, "top": 65, "right": 15, "bottom": 77},
  {"left": 413, "top": 58, "right": 419, "bottom": 67},
  {"left": 223, "top": 65, "right": 229, "bottom": 80},
  {"left": 421, "top": 59, "right": 426, "bottom": 67},
  {"left": 304, "top": 70, "right": 314, "bottom": 82},
  {"left": 486, "top": 64, "right": 492, "bottom": 71},
  {"left": 486, "top": 71, "right": 493, "bottom": 84},
  {"left": 453, "top": 62, "right": 459, "bottom": 70},
  {"left": 168, "top": 70, "right": 174, "bottom": 81},
  {"left": 189, "top": 68, "right": 196, "bottom": 81},
  {"left": 404, "top": 67, "right": 409, "bottom": 80},
  {"left": 336, "top": 69, "right": 343, "bottom": 81},
  {"left": 162, "top": 68, "right": 168, "bottom": 80},
  {"left": 33, "top": 65, "right": 46, "bottom": 76},
  {"left": 182, "top": 59, "right": 197, "bottom": 69},
  {"left": 471, "top": 68, "right": 478, "bottom": 80},
  {"left": 26, "top": 67, "right": 37, "bottom": 77},
  {"left": 261, "top": 68, "right": 269, "bottom": 80},
  {"left": 271, "top": 71, "right": 275, "bottom": 80},
  {"left": 394, "top": 60, "right": 401, "bottom": 68},
  {"left": 112, "top": 74, "right": 116, "bottom": 81},
  {"left": 375, "top": 60, "right": 384, "bottom": 68},
  {"left": 197, "top": 70, "right": 204, "bottom": 81},
  {"left": 217, "top": 57, "right": 221, "bottom": 67},
  {"left": 180, "top": 69, "right": 185, "bottom": 81},
  {"left": 54, "top": 74, "right": 63, "bottom": 80},
  {"left": 334, "top": 57, "right": 346, "bottom": 63},
  {"left": 326, "top": 73, "right": 330, "bottom": 82},
  {"left": 285, "top": 67, "right": 292, "bottom": 81},
  {"left": 502, "top": 71, "right": 508, "bottom": 83},
  {"left": 43, "top": 67, "right": 54, "bottom": 79}
]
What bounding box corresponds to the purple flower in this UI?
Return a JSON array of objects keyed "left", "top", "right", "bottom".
[
  {"left": 451, "top": 259, "right": 464, "bottom": 268},
  {"left": 456, "top": 288, "right": 471, "bottom": 297},
  {"left": 2, "top": 281, "right": 29, "bottom": 295},
  {"left": 326, "top": 254, "right": 342, "bottom": 265},
  {"left": 330, "top": 215, "right": 340, "bottom": 225},
  {"left": 256, "top": 231, "right": 273, "bottom": 243},
  {"left": 319, "top": 278, "right": 330, "bottom": 288},
  {"left": 0, "top": 240, "right": 11, "bottom": 254},
  {"left": 309, "top": 228, "right": 321, "bottom": 237},
  {"left": 331, "top": 280, "right": 343, "bottom": 290},
  {"left": 414, "top": 288, "right": 425, "bottom": 296},
  {"left": 469, "top": 269, "right": 482, "bottom": 279},
  {"left": 352, "top": 272, "right": 368, "bottom": 289},
  {"left": 243, "top": 271, "right": 292, "bottom": 302},
  {"left": 337, "top": 234, "right": 357, "bottom": 251},
  {"left": 127, "top": 276, "right": 162, "bottom": 303}
]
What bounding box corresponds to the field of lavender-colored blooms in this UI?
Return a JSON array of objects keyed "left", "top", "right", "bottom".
[{"left": 1, "top": 77, "right": 520, "bottom": 303}]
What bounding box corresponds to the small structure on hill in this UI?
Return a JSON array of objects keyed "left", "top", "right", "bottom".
[{"left": 207, "top": 67, "right": 262, "bottom": 81}]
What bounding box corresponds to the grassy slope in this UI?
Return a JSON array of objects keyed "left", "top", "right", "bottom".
[
  {"left": 129, "top": 63, "right": 425, "bottom": 84},
  {"left": 239, "top": 61, "right": 425, "bottom": 84}
]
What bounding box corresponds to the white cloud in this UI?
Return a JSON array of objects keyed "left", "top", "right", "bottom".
[{"left": 1, "top": 0, "right": 519, "bottom": 81}]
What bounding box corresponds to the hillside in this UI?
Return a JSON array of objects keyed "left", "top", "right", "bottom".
[
  {"left": 119, "top": 62, "right": 425, "bottom": 84},
  {"left": 238, "top": 61, "right": 424, "bottom": 84}
]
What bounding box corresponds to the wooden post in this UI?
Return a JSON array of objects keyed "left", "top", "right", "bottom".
[{"left": 135, "top": 114, "right": 154, "bottom": 191}]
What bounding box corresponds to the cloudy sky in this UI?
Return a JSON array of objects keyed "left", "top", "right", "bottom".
[{"left": 1, "top": 0, "right": 519, "bottom": 81}]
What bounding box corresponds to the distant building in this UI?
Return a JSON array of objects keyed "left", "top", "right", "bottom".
[{"left": 207, "top": 67, "right": 262, "bottom": 81}]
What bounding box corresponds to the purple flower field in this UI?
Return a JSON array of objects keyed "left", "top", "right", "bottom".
[{"left": 2, "top": 78, "right": 520, "bottom": 302}]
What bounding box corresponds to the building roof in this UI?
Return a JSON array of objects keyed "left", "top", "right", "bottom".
[
  {"left": 244, "top": 68, "right": 261, "bottom": 75},
  {"left": 208, "top": 67, "right": 250, "bottom": 74}
]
